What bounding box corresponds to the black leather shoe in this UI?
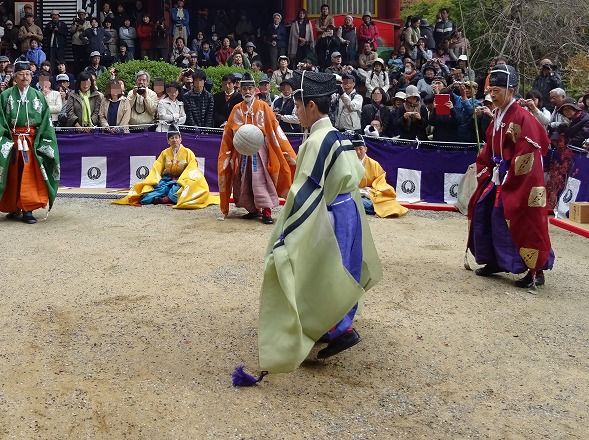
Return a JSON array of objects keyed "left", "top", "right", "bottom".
[
  {"left": 515, "top": 271, "right": 545, "bottom": 288},
  {"left": 6, "top": 211, "right": 22, "bottom": 220},
  {"left": 317, "top": 329, "right": 361, "bottom": 359},
  {"left": 242, "top": 211, "right": 262, "bottom": 219},
  {"left": 261, "top": 215, "right": 274, "bottom": 225},
  {"left": 475, "top": 264, "right": 501, "bottom": 277},
  {"left": 22, "top": 211, "right": 37, "bottom": 224}
]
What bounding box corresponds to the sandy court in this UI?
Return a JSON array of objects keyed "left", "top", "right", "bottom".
[{"left": 0, "top": 198, "right": 588, "bottom": 439}]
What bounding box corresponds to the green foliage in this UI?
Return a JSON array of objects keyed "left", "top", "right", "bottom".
[
  {"left": 401, "top": 0, "right": 450, "bottom": 24},
  {"left": 401, "top": 0, "right": 506, "bottom": 69},
  {"left": 96, "top": 60, "right": 279, "bottom": 95},
  {"left": 565, "top": 54, "right": 589, "bottom": 98},
  {"left": 202, "top": 64, "right": 247, "bottom": 95},
  {"left": 96, "top": 58, "right": 182, "bottom": 92}
]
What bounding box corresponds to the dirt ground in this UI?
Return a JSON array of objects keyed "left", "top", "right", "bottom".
[{"left": 0, "top": 198, "right": 587, "bottom": 440}]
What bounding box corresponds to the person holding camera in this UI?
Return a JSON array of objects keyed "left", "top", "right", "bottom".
[
  {"left": 427, "top": 76, "right": 459, "bottom": 141},
  {"left": 388, "top": 85, "right": 428, "bottom": 140},
  {"left": 153, "top": 18, "right": 169, "bottom": 62},
  {"left": 55, "top": 73, "right": 73, "bottom": 104},
  {"left": 170, "top": 37, "right": 191, "bottom": 67},
  {"left": 532, "top": 59, "right": 563, "bottom": 112},
  {"left": 128, "top": 70, "right": 158, "bottom": 126},
  {"left": 18, "top": 13, "right": 43, "bottom": 53},
  {"left": 518, "top": 89, "right": 551, "bottom": 126},
  {"left": 70, "top": 10, "right": 91, "bottom": 74},
  {"left": 315, "top": 25, "right": 342, "bottom": 71},
  {"left": 334, "top": 73, "right": 363, "bottom": 132},
  {"left": 177, "top": 68, "right": 194, "bottom": 100},
  {"left": 43, "top": 10, "right": 68, "bottom": 72},
  {"left": 361, "top": 87, "right": 390, "bottom": 135}
]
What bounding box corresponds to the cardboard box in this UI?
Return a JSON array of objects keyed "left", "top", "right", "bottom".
[{"left": 570, "top": 202, "right": 589, "bottom": 224}]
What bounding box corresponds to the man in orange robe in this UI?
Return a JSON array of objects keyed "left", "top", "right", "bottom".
[{"left": 217, "top": 72, "right": 296, "bottom": 224}]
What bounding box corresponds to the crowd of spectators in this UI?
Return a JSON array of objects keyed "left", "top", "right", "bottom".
[{"left": 0, "top": 3, "right": 587, "bottom": 147}]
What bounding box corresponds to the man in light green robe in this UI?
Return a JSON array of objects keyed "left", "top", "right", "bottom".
[{"left": 259, "top": 71, "right": 382, "bottom": 373}]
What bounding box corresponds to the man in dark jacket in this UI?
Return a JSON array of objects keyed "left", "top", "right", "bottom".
[
  {"left": 184, "top": 69, "right": 214, "bottom": 127},
  {"left": 197, "top": 41, "right": 217, "bottom": 68},
  {"left": 315, "top": 25, "right": 341, "bottom": 71},
  {"left": 213, "top": 74, "right": 243, "bottom": 127},
  {"left": 43, "top": 10, "right": 68, "bottom": 72},
  {"left": 83, "top": 17, "right": 111, "bottom": 58},
  {"left": 265, "top": 12, "right": 288, "bottom": 70},
  {"left": 433, "top": 8, "right": 455, "bottom": 48},
  {"left": 419, "top": 18, "right": 436, "bottom": 51},
  {"left": 532, "top": 59, "right": 563, "bottom": 112}
]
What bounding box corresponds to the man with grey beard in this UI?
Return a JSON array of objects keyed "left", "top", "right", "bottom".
[{"left": 217, "top": 72, "right": 296, "bottom": 225}]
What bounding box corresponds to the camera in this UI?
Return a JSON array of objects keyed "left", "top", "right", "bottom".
[
  {"left": 368, "top": 125, "right": 376, "bottom": 132},
  {"left": 137, "top": 87, "right": 146, "bottom": 95}
]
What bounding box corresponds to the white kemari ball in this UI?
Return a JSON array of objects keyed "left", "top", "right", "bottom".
[{"left": 233, "top": 124, "right": 265, "bottom": 156}]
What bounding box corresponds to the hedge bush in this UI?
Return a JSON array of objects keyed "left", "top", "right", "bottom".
[
  {"left": 96, "top": 58, "right": 182, "bottom": 92},
  {"left": 203, "top": 64, "right": 248, "bottom": 94},
  {"left": 96, "top": 59, "right": 278, "bottom": 95}
]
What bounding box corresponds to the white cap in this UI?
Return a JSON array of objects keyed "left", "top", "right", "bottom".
[
  {"left": 56, "top": 74, "right": 69, "bottom": 82},
  {"left": 458, "top": 54, "right": 468, "bottom": 61}
]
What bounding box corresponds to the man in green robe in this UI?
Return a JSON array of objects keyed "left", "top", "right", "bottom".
[
  {"left": 259, "top": 71, "right": 382, "bottom": 373},
  {"left": 0, "top": 58, "right": 59, "bottom": 223}
]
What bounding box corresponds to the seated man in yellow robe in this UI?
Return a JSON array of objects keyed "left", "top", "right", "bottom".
[
  {"left": 114, "top": 125, "right": 219, "bottom": 209},
  {"left": 352, "top": 134, "right": 408, "bottom": 218}
]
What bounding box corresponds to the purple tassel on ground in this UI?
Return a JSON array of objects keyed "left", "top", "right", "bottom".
[{"left": 231, "top": 365, "right": 268, "bottom": 387}]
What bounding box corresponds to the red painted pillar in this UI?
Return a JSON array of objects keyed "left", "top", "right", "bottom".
[
  {"left": 284, "top": 0, "right": 298, "bottom": 23},
  {"left": 392, "top": 0, "right": 401, "bottom": 21}
]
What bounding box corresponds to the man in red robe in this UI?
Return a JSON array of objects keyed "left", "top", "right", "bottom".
[{"left": 468, "top": 65, "right": 554, "bottom": 288}]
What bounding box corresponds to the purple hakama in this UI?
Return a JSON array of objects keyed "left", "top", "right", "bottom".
[{"left": 324, "top": 192, "right": 363, "bottom": 340}]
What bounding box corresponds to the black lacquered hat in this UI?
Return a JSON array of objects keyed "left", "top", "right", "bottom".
[
  {"left": 290, "top": 70, "right": 337, "bottom": 99},
  {"left": 489, "top": 64, "right": 518, "bottom": 88}
]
